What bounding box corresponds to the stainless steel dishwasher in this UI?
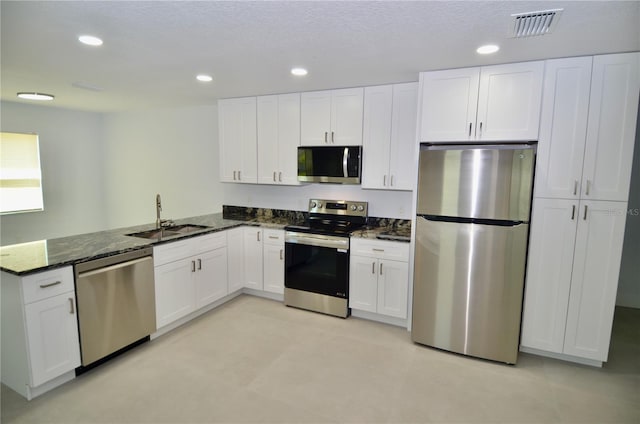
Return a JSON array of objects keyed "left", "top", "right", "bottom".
[{"left": 74, "top": 247, "right": 156, "bottom": 367}]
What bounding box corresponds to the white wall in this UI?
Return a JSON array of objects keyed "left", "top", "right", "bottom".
[
  {"left": 222, "top": 183, "right": 412, "bottom": 219},
  {"left": 102, "top": 105, "right": 222, "bottom": 229},
  {"left": 617, "top": 104, "right": 640, "bottom": 309},
  {"left": 0, "top": 101, "right": 107, "bottom": 245}
]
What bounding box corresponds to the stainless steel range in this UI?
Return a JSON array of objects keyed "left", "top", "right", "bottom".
[{"left": 284, "top": 199, "right": 368, "bottom": 318}]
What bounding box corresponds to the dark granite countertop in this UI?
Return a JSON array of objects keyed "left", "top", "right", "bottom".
[{"left": 1, "top": 206, "right": 411, "bottom": 276}]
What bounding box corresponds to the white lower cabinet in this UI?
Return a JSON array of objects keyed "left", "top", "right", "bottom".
[
  {"left": 1, "top": 266, "right": 81, "bottom": 400},
  {"left": 349, "top": 238, "right": 410, "bottom": 319},
  {"left": 263, "top": 229, "right": 284, "bottom": 294},
  {"left": 521, "top": 198, "right": 628, "bottom": 363},
  {"left": 243, "top": 227, "right": 263, "bottom": 290},
  {"left": 154, "top": 232, "right": 228, "bottom": 329},
  {"left": 226, "top": 227, "right": 245, "bottom": 293}
]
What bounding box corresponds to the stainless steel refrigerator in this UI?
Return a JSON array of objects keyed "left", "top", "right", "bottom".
[{"left": 412, "top": 143, "right": 536, "bottom": 364}]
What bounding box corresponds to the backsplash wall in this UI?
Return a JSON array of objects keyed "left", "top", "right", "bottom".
[{"left": 222, "top": 183, "right": 413, "bottom": 219}]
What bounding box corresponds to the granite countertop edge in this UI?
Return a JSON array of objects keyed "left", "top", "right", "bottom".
[{"left": 1, "top": 211, "right": 411, "bottom": 276}]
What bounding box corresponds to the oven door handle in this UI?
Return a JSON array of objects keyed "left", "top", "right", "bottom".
[{"left": 285, "top": 232, "right": 349, "bottom": 250}]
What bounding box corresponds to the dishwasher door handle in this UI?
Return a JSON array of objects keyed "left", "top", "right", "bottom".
[{"left": 77, "top": 256, "right": 152, "bottom": 278}]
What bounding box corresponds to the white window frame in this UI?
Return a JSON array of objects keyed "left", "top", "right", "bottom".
[{"left": 0, "top": 132, "right": 44, "bottom": 214}]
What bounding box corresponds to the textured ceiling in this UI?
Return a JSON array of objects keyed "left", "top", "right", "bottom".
[{"left": 1, "top": 1, "right": 639, "bottom": 112}]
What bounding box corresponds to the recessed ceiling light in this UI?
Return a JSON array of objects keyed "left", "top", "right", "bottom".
[
  {"left": 477, "top": 44, "right": 500, "bottom": 54},
  {"left": 291, "top": 67, "right": 308, "bottom": 76},
  {"left": 196, "top": 74, "right": 213, "bottom": 82},
  {"left": 78, "top": 35, "right": 103, "bottom": 46},
  {"left": 17, "top": 92, "right": 55, "bottom": 101}
]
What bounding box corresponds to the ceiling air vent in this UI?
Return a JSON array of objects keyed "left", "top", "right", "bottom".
[{"left": 510, "top": 9, "right": 563, "bottom": 38}]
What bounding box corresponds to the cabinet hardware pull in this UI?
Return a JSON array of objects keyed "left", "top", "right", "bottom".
[
  {"left": 280, "top": 249, "right": 283, "bottom": 260},
  {"left": 372, "top": 248, "right": 384, "bottom": 252},
  {"left": 573, "top": 180, "right": 578, "bottom": 196},
  {"left": 383, "top": 175, "right": 386, "bottom": 186},
  {"left": 233, "top": 170, "right": 237, "bottom": 181},
  {"left": 324, "top": 132, "right": 328, "bottom": 143},
  {"left": 273, "top": 171, "right": 276, "bottom": 182},
  {"left": 39, "top": 281, "right": 62, "bottom": 289},
  {"left": 372, "top": 262, "right": 376, "bottom": 274},
  {"left": 269, "top": 235, "right": 279, "bottom": 239},
  {"left": 191, "top": 260, "right": 196, "bottom": 272},
  {"left": 238, "top": 170, "right": 241, "bottom": 181},
  {"left": 583, "top": 205, "right": 588, "bottom": 220},
  {"left": 390, "top": 175, "right": 394, "bottom": 186},
  {"left": 331, "top": 131, "right": 335, "bottom": 144},
  {"left": 257, "top": 232, "right": 261, "bottom": 242},
  {"left": 279, "top": 172, "right": 282, "bottom": 182},
  {"left": 468, "top": 122, "right": 472, "bottom": 137},
  {"left": 69, "top": 298, "right": 75, "bottom": 314},
  {"left": 571, "top": 205, "right": 576, "bottom": 220},
  {"left": 479, "top": 122, "right": 483, "bottom": 137},
  {"left": 380, "top": 262, "right": 383, "bottom": 275},
  {"left": 197, "top": 258, "right": 202, "bottom": 270},
  {"left": 585, "top": 179, "right": 591, "bottom": 196}
]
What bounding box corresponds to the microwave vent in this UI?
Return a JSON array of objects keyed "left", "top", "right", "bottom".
[{"left": 510, "top": 9, "right": 563, "bottom": 38}]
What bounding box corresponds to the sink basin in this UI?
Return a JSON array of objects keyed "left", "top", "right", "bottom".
[{"left": 126, "top": 224, "right": 210, "bottom": 240}]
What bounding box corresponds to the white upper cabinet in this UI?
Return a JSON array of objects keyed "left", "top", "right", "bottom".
[
  {"left": 218, "top": 97, "right": 257, "bottom": 183},
  {"left": 362, "top": 83, "right": 418, "bottom": 190},
  {"left": 582, "top": 53, "right": 640, "bottom": 201},
  {"left": 535, "top": 53, "right": 639, "bottom": 202},
  {"left": 419, "top": 61, "right": 544, "bottom": 142},
  {"left": 257, "top": 93, "right": 301, "bottom": 185},
  {"left": 535, "top": 57, "right": 592, "bottom": 199},
  {"left": 301, "top": 88, "right": 364, "bottom": 145}
]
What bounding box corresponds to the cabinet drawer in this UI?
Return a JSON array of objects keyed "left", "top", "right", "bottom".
[
  {"left": 263, "top": 229, "right": 284, "bottom": 245},
  {"left": 154, "top": 232, "right": 227, "bottom": 266},
  {"left": 22, "top": 267, "right": 74, "bottom": 304},
  {"left": 350, "top": 238, "right": 409, "bottom": 261}
]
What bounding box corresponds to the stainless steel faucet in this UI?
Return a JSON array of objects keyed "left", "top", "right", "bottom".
[{"left": 156, "top": 194, "right": 162, "bottom": 228}]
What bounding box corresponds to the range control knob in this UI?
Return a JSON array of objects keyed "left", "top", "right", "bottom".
[
  {"left": 350, "top": 205, "right": 357, "bottom": 211},
  {"left": 310, "top": 201, "right": 317, "bottom": 208},
  {"left": 317, "top": 202, "right": 323, "bottom": 208},
  {"left": 357, "top": 205, "right": 365, "bottom": 211}
]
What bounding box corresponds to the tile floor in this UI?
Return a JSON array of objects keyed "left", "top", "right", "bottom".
[{"left": 2, "top": 295, "right": 639, "bottom": 423}]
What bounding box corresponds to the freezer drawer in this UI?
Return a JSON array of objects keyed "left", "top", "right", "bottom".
[
  {"left": 417, "top": 144, "right": 535, "bottom": 222},
  {"left": 411, "top": 216, "right": 529, "bottom": 363}
]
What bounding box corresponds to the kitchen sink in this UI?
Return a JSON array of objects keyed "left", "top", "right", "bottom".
[{"left": 126, "top": 224, "right": 210, "bottom": 239}]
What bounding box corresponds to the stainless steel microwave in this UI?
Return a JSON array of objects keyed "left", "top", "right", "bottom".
[{"left": 297, "top": 146, "right": 362, "bottom": 184}]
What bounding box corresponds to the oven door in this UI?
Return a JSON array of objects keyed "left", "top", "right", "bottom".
[{"left": 284, "top": 232, "right": 350, "bottom": 298}]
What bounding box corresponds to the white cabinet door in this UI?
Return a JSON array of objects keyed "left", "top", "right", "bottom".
[
  {"left": 476, "top": 61, "right": 544, "bottom": 141},
  {"left": 349, "top": 255, "right": 378, "bottom": 313},
  {"left": 535, "top": 57, "right": 592, "bottom": 199},
  {"left": 257, "top": 95, "right": 279, "bottom": 184},
  {"left": 521, "top": 198, "right": 578, "bottom": 353},
  {"left": 154, "top": 259, "right": 196, "bottom": 328},
  {"left": 301, "top": 88, "right": 363, "bottom": 146},
  {"left": 389, "top": 82, "right": 418, "bottom": 190},
  {"left": 226, "top": 227, "right": 245, "bottom": 293},
  {"left": 301, "top": 91, "right": 331, "bottom": 145},
  {"left": 24, "top": 293, "right": 80, "bottom": 387},
  {"left": 419, "top": 62, "right": 544, "bottom": 142},
  {"left": 195, "top": 248, "right": 228, "bottom": 308},
  {"left": 257, "top": 94, "right": 301, "bottom": 185},
  {"left": 419, "top": 67, "right": 480, "bottom": 142},
  {"left": 277, "top": 93, "right": 301, "bottom": 185},
  {"left": 377, "top": 259, "right": 409, "bottom": 319},
  {"left": 218, "top": 97, "right": 257, "bottom": 183},
  {"left": 330, "top": 87, "right": 364, "bottom": 145},
  {"left": 263, "top": 244, "right": 284, "bottom": 294},
  {"left": 582, "top": 53, "right": 640, "bottom": 202},
  {"left": 243, "top": 227, "right": 263, "bottom": 290},
  {"left": 564, "top": 200, "right": 628, "bottom": 361},
  {"left": 362, "top": 85, "right": 393, "bottom": 189}
]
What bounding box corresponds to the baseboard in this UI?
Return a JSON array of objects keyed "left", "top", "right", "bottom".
[
  {"left": 25, "top": 370, "right": 76, "bottom": 401},
  {"left": 351, "top": 309, "right": 409, "bottom": 329},
  {"left": 519, "top": 346, "right": 603, "bottom": 367}
]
